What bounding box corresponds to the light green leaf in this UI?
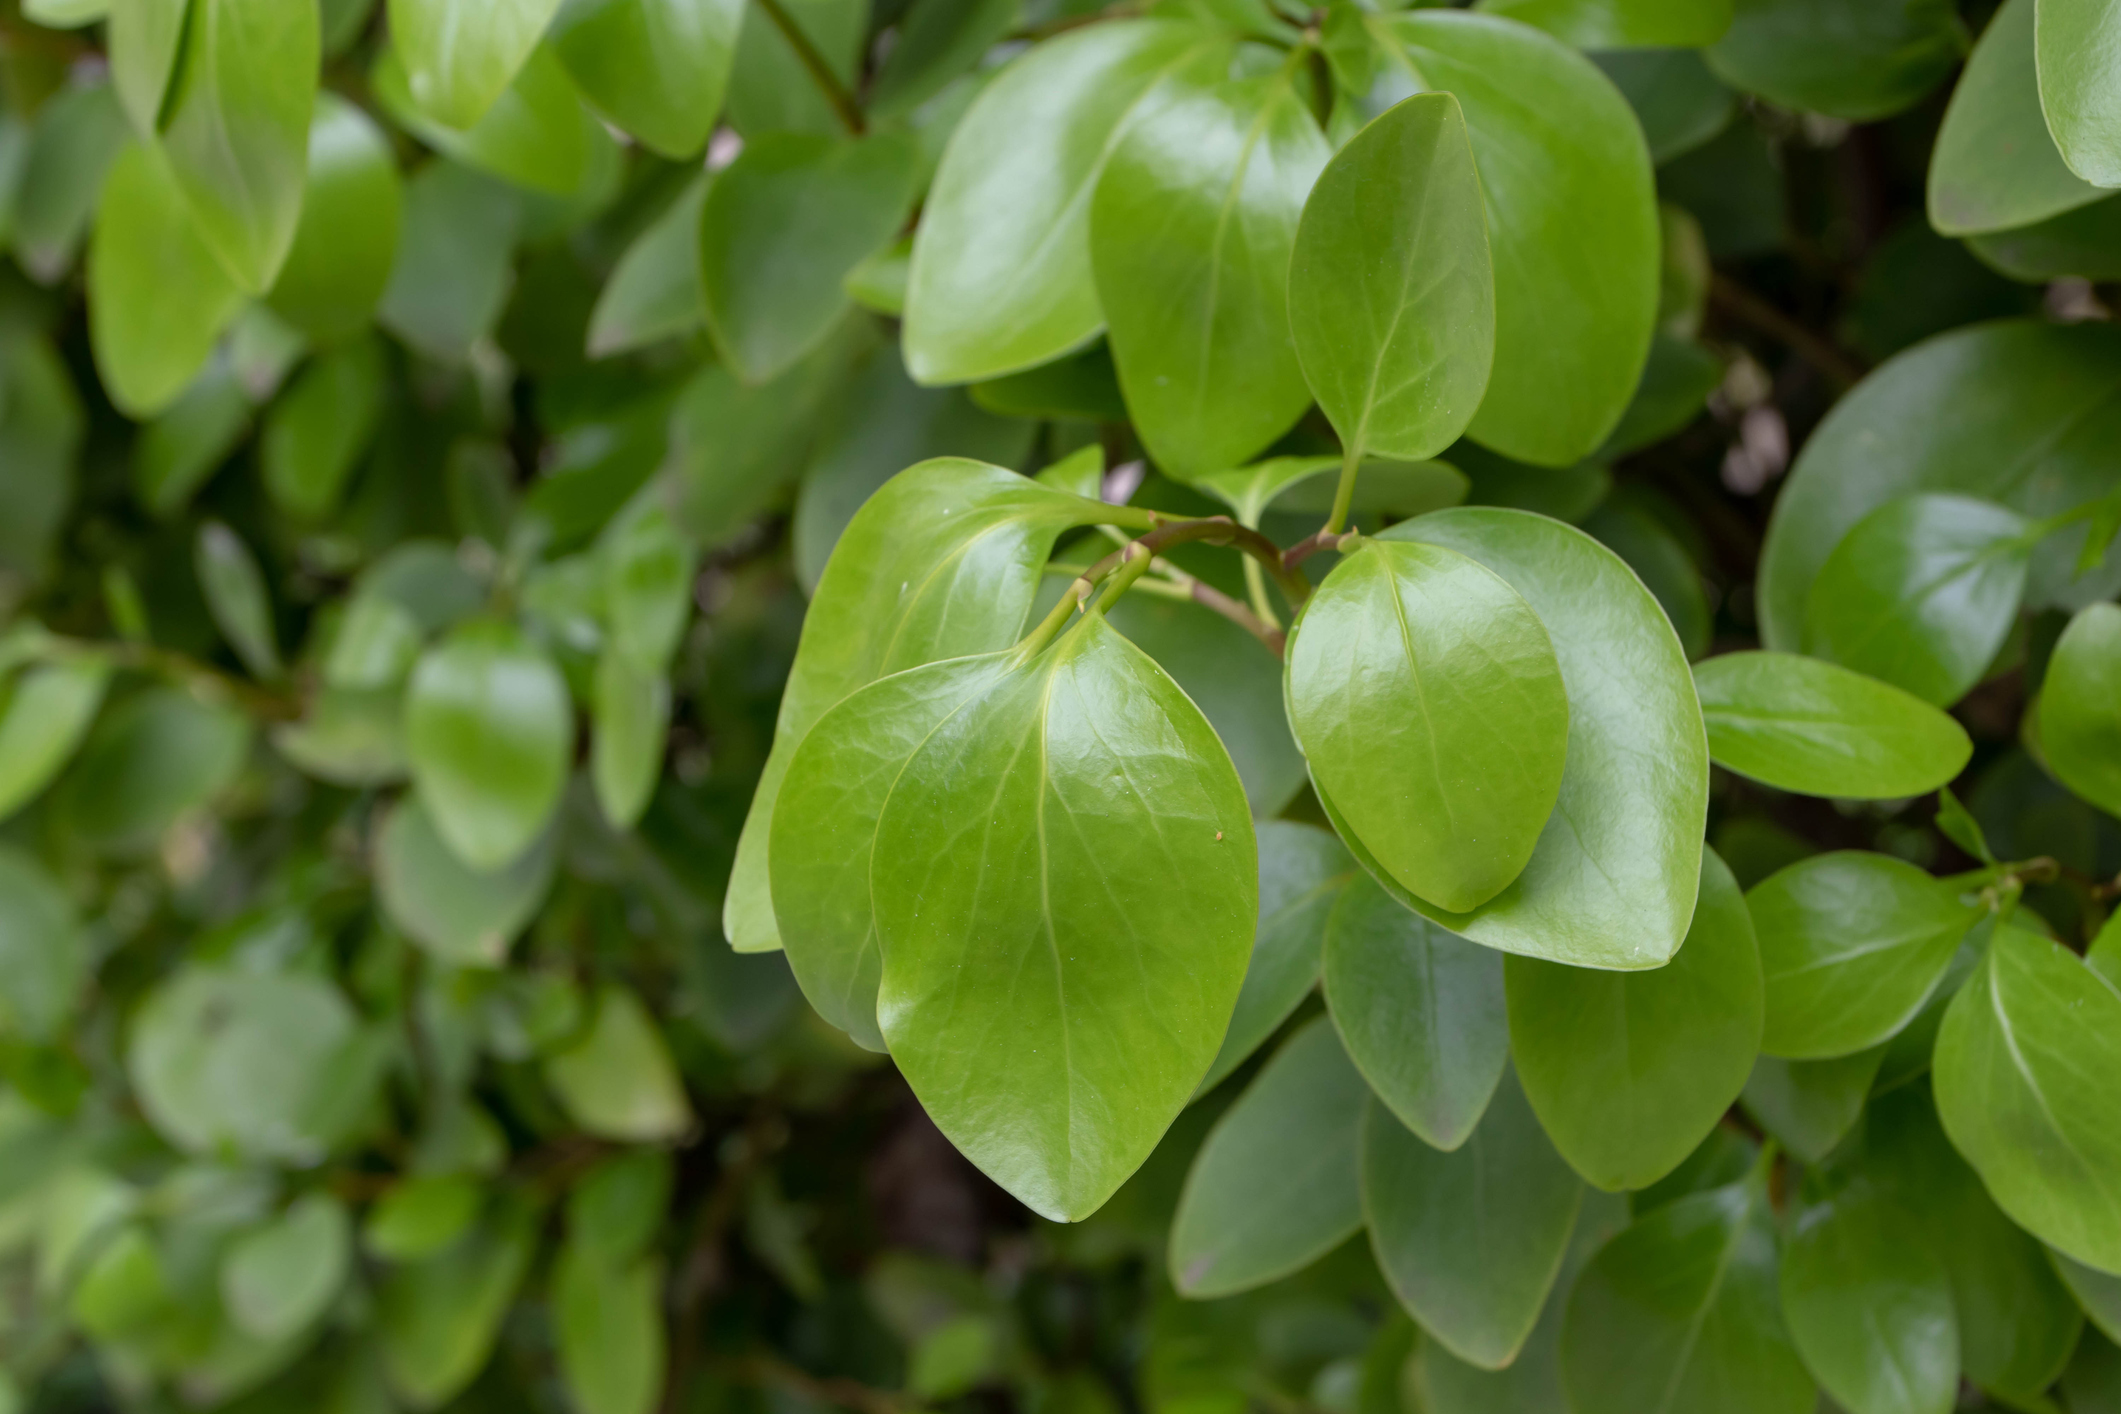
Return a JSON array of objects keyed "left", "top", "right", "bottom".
[
  {"left": 377, "top": 160, "right": 521, "bottom": 363},
  {"left": 56, "top": 685, "right": 250, "bottom": 855},
  {"left": 1506, "top": 848, "right": 1763, "bottom": 1193},
  {"left": 1478, "top": 0, "right": 1732, "bottom": 49},
  {"left": 24, "top": 0, "right": 110, "bottom": 27},
  {"left": 108, "top": 0, "right": 189, "bottom": 136},
  {"left": 586, "top": 175, "right": 707, "bottom": 358},
  {"left": 1289, "top": 539, "right": 1567, "bottom": 913},
  {"left": 88, "top": 143, "right": 246, "bottom": 418},
  {"left": 273, "top": 689, "right": 410, "bottom": 786},
  {"left": 903, "top": 19, "right": 1232, "bottom": 384},
  {"left": 1779, "top": 1185, "right": 1957, "bottom": 1414},
  {"left": 1091, "top": 73, "right": 1329, "bottom": 478},
  {"left": 567, "top": 1150, "right": 672, "bottom": 1261},
  {"left": 700, "top": 132, "right": 920, "bottom": 385},
  {"left": 132, "top": 358, "right": 250, "bottom": 515},
  {"left": 1929, "top": 0, "right": 2104, "bottom": 236},
  {"left": 387, "top": 0, "right": 565, "bottom": 129},
  {"left": 1288, "top": 92, "right": 1490, "bottom": 467},
  {"left": 1168, "top": 1017, "right": 1367, "bottom": 1297},
  {"left": 542, "top": 985, "right": 694, "bottom": 1141},
  {"left": 2036, "top": 0, "right": 2121, "bottom": 187},
  {"left": 599, "top": 502, "right": 694, "bottom": 671},
  {"left": 221, "top": 1194, "right": 352, "bottom": 1342},
  {"left": 377, "top": 1195, "right": 539, "bottom": 1408},
  {"left": 327, "top": 596, "right": 424, "bottom": 689},
  {"left": 1363, "top": 1068, "right": 1584, "bottom": 1371},
  {"left": 1705, "top": 0, "right": 1964, "bottom": 121},
  {"left": 262, "top": 337, "right": 387, "bottom": 521},
  {"left": 554, "top": 1246, "right": 665, "bottom": 1414},
  {"left": 872, "top": 611, "right": 1256, "bottom": 1221},
  {"left": 405, "top": 620, "right": 572, "bottom": 872},
  {"left": 1934, "top": 925, "right": 2121, "bottom": 1274},
  {"left": 365, "top": 1174, "right": 485, "bottom": 1262},
  {"left": 1371, "top": 508, "right": 1709, "bottom": 969},
  {"left": 1739, "top": 1048, "right": 1885, "bottom": 1165},
  {"left": 267, "top": 94, "right": 403, "bottom": 342},
  {"left": 1322, "top": 873, "right": 1507, "bottom": 1151},
  {"left": 1693, "top": 651, "right": 1972, "bottom": 798},
  {"left": 195, "top": 521, "right": 282, "bottom": 679},
  {"left": 375, "top": 42, "right": 615, "bottom": 198},
  {"left": 2038, "top": 601, "right": 2121, "bottom": 817},
  {"left": 0, "top": 657, "right": 109, "bottom": 823},
  {"left": 1749, "top": 852, "right": 1980, "bottom": 1060},
  {"left": 550, "top": 0, "right": 742, "bottom": 158},
  {"left": 591, "top": 648, "right": 668, "bottom": 829},
  {"left": 377, "top": 796, "right": 555, "bottom": 967},
  {"left": 0, "top": 846, "right": 87, "bottom": 1043},
  {"left": 2052, "top": 1247, "right": 2121, "bottom": 1344}
]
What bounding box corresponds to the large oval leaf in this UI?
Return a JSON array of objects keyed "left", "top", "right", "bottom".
[
  {"left": 0, "top": 657, "right": 109, "bottom": 823},
  {"left": 2039, "top": 601, "right": 2121, "bottom": 817},
  {"left": 1779, "top": 1185, "right": 1958, "bottom": 1414},
  {"left": 1692, "top": 650, "right": 1971, "bottom": 798},
  {"left": 1288, "top": 540, "right": 1567, "bottom": 913},
  {"left": 388, "top": 0, "right": 565, "bottom": 129},
  {"left": 1288, "top": 91, "right": 1493, "bottom": 466},
  {"left": 1322, "top": 873, "right": 1507, "bottom": 1151},
  {"left": 1169, "top": 1018, "right": 1367, "bottom": 1297},
  {"left": 550, "top": 0, "right": 742, "bottom": 158},
  {"left": 267, "top": 94, "right": 403, "bottom": 342},
  {"left": 1363, "top": 1070, "right": 1584, "bottom": 1371},
  {"left": 872, "top": 611, "right": 1257, "bottom": 1221},
  {"left": 903, "top": 19, "right": 1231, "bottom": 384},
  {"left": 1705, "top": 0, "right": 1963, "bottom": 121},
  {"left": 2037, "top": 0, "right": 2121, "bottom": 186},
  {"left": 1369, "top": 508, "right": 1708, "bottom": 970},
  {"left": 1506, "top": 848, "right": 1762, "bottom": 1193},
  {"left": 1935, "top": 925, "right": 2121, "bottom": 1275}
]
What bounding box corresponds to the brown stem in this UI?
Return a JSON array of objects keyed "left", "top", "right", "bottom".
[
  {"left": 1076, "top": 517, "right": 1311, "bottom": 609},
  {"left": 1708, "top": 275, "right": 1866, "bottom": 392},
  {"left": 751, "top": 0, "right": 866, "bottom": 135},
  {"left": 1191, "top": 581, "right": 1286, "bottom": 657},
  {"left": 1282, "top": 530, "right": 1356, "bottom": 572}
]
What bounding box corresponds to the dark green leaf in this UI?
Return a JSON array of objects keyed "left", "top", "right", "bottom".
[
  {"left": 550, "top": 0, "right": 742, "bottom": 158},
  {"left": 1478, "top": 0, "right": 1732, "bottom": 49},
  {"left": 2052, "top": 1247, "right": 2121, "bottom": 1345},
  {"left": 377, "top": 160, "right": 521, "bottom": 362},
  {"left": 553, "top": 1245, "right": 665, "bottom": 1414},
  {"left": 1584, "top": 492, "right": 1712, "bottom": 657},
  {"left": 0, "top": 846, "right": 87, "bottom": 1043},
  {"left": 195, "top": 521, "right": 281, "bottom": 679},
  {"left": 724, "top": 0, "right": 864, "bottom": 137},
  {"left": 377, "top": 1195, "right": 539, "bottom": 1407},
  {"left": 267, "top": 94, "right": 403, "bottom": 342},
  {"left": 376, "top": 795, "right": 556, "bottom": 966},
  {"left": 1706, "top": 0, "right": 1963, "bottom": 121},
  {"left": 2039, "top": 602, "right": 2121, "bottom": 817},
  {"left": 56, "top": 685, "right": 251, "bottom": 856},
  {"left": 221, "top": 1194, "right": 351, "bottom": 1342},
  {"left": 262, "top": 337, "right": 388, "bottom": 521},
  {"left": 869, "top": 0, "right": 1019, "bottom": 118},
  {"left": 11, "top": 81, "right": 130, "bottom": 285},
  {"left": 1692, "top": 651, "right": 1973, "bottom": 798},
  {"left": 132, "top": 359, "right": 250, "bottom": 516},
  {"left": 586, "top": 175, "right": 707, "bottom": 358},
  {"left": 1779, "top": 1184, "right": 1958, "bottom": 1414},
  {"left": 1591, "top": 49, "right": 1735, "bottom": 165},
  {"left": 1968, "top": 194, "right": 2121, "bottom": 282},
  {"left": 1740, "top": 1048, "right": 1885, "bottom": 1164}
]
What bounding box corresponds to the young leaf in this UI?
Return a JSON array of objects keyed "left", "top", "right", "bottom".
[
  {"left": 267, "top": 94, "right": 403, "bottom": 342},
  {"left": 1739, "top": 1048, "right": 1885, "bottom": 1165},
  {"left": 1802, "top": 493, "right": 2032, "bottom": 707},
  {"left": 1706, "top": 0, "right": 1963, "bottom": 122},
  {"left": 0, "top": 657, "right": 109, "bottom": 823},
  {"left": 2035, "top": 0, "right": 2121, "bottom": 187},
  {"left": 1748, "top": 852, "right": 1980, "bottom": 1059},
  {"left": 1692, "top": 650, "right": 1972, "bottom": 798},
  {"left": 1477, "top": 0, "right": 1732, "bottom": 48},
  {"left": 1934, "top": 925, "right": 2121, "bottom": 1275},
  {"left": 376, "top": 796, "right": 556, "bottom": 967},
  {"left": 377, "top": 1196, "right": 540, "bottom": 1408},
  {"left": 387, "top": 0, "right": 565, "bottom": 129},
  {"left": 902, "top": 19, "right": 1232, "bottom": 384},
  {"left": 550, "top": 0, "right": 742, "bottom": 158},
  {"left": 262, "top": 337, "right": 388, "bottom": 521},
  {"left": 542, "top": 985, "right": 694, "bottom": 1141},
  {"left": 1366, "top": 509, "right": 1709, "bottom": 970},
  {"left": 871, "top": 611, "right": 1256, "bottom": 1222},
  {"left": 587, "top": 175, "right": 707, "bottom": 358},
  {"left": 1363, "top": 1069, "right": 1584, "bottom": 1371},
  {"left": 553, "top": 1244, "right": 665, "bottom": 1414},
  {"left": 2037, "top": 601, "right": 2121, "bottom": 818},
  {"left": 1287, "top": 92, "right": 1492, "bottom": 466},
  {"left": 1322, "top": 874, "right": 1507, "bottom": 1152},
  {"left": 1505, "top": 848, "right": 1763, "bottom": 1194},
  {"left": 591, "top": 648, "right": 668, "bottom": 830},
  {"left": 405, "top": 620, "right": 573, "bottom": 873},
  {"left": 1091, "top": 73, "right": 1329, "bottom": 478},
  {"left": 1779, "top": 1185, "right": 1958, "bottom": 1414},
  {"left": 1168, "top": 1018, "right": 1367, "bottom": 1298},
  {"left": 195, "top": 521, "right": 282, "bottom": 679},
  {"left": 700, "top": 132, "right": 920, "bottom": 385},
  {"left": 220, "top": 1194, "right": 352, "bottom": 1342}
]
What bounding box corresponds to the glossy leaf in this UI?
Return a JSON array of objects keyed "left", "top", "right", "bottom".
[
  {"left": 542, "top": 985, "right": 694, "bottom": 1141},
  {"left": 1740, "top": 1048, "right": 1885, "bottom": 1164},
  {"left": 0, "top": 658, "right": 109, "bottom": 823},
  {"left": 550, "top": 0, "right": 742, "bottom": 158},
  {"left": 872, "top": 611, "right": 1256, "bottom": 1221},
  {"left": 599, "top": 502, "right": 694, "bottom": 671},
  {"left": 1749, "top": 852, "right": 1980, "bottom": 1060},
  {"left": 1363, "top": 1069, "right": 1584, "bottom": 1370},
  {"left": 1091, "top": 73, "right": 1329, "bottom": 478},
  {"left": 2038, "top": 601, "right": 2121, "bottom": 817},
  {"left": 377, "top": 1197, "right": 539, "bottom": 1408},
  {"left": 262, "top": 337, "right": 387, "bottom": 521},
  {"left": 221, "top": 1194, "right": 351, "bottom": 1342},
  {"left": 1929, "top": 0, "right": 2104, "bottom": 236},
  {"left": 377, "top": 796, "right": 555, "bottom": 966},
  {"left": 1802, "top": 494, "right": 2032, "bottom": 707},
  {"left": 1368, "top": 508, "right": 1709, "bottom": 970},
  {"left": 1692, "top": 651, "right": 1972, "bottom": 798},
  {"left": 591, "top": 649, "right": 668, "bottom": 830},
  {"left": 375, "top": 42, "right": 615, "bottom": 198},
  {"left": 108, "top": 0, "right": 187, "bottom": 135},
  {"left": 1168, "top": 1018, "right": 1367, "bottom": 1297},
  {"left": 405, "top": 620, "right": 573, "bottom": 872},
  {"left": 1934, "top": 924, "right": 2121, "bottom": 1274},
  {"left": 267, "top": 94, "right": 403, "bottom": 342},
  {"left": 869, "top": 0, "right": 1018, "bottom": 118},
  {"left": 388, "top": 0, "right": 565, "bottom": 129},
  {"left": 2037, "top": 0, "right": 2121, "bottom": 186},
  {"left": 587, "top": 175, "right": 706, "bottom": 358},
  {"left": 1322, "top": 873, "right": 1507, "bottom": 1151},
  {"left": 903, "top": 19, "right": 1231, "bottom": 384},
  {"left": 1506, "top": 849, "right": 1763, "bottom": 1193},
  {"left": 1779, "top": 1184, "right": 1956, "bottom": 1414},
  {"left": 1706, "top": 0, "right": 1964, "bottom": 121}
]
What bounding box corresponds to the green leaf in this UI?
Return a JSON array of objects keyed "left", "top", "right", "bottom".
[
  {"left": 1477, "top": 0, "right": 1732, "bottom": 49},
  {"left": 2052, "top": 1247, "right": 2121, "bottom": 1344},
  {"left": 267, "top": 94, "right": 403, "bottom": 342},
  {"left": 2068, "top": 1331, "right": 2121, "bottom": 1414},
  {"left": 220, "top": 1194, "right": 352, "bottom": 1342},
  {"left": 542, "top": 985, "right": 694, "bottom": 1141},
  {"left": 405, "top": 620, "right": 572, "bottom": 872},
  {"left": 132, "top": 359, "right": 250, "bottom": 516},
  {"left": 567, "top": 1151, "right": 672, "bottom": 1261},
  {"left": 1365, "top": 11, "right": 1659, "bottom": 466},
  {"left": 1197, "top": 821, "right": 1353, "bottom": 1096},
  {"left": 724, "top": 0, "right": 864, "bottom": 137},
  {"left": 1928, "top": 0, "right": 2104, "bottom": 236},
  {"left": 1749, "top": 852, "right": 1980, "bottom": 1060},
  {"left": 1322, "top": 873, "right": 1507, "bottom": 1151},
  {"left": 1168, "top": 1017, "right": 1367, "bottom": 1297},
  {"left": 0, "top": 846, "right": 87, "bottom": 1043},
  {"left": 586, "top": 175, "right": 707, "bottom": 358},
  {"left": 375, "top": 42, "right": 616, "bottom": 198},
  {"left": 599, "top": 501, "right": 694, "bottom": 671},
  {"left": 1289, "top": 91, "right": 1490, "bottom": 471},
  {"left": 869, "top": 0, "right": 1019, "bottom": 118},
  {"left": 1739, "top": 1048, "right": 1885, "bottom": 1165},
  {"left": 871, "top": 611, "right": 1256, "bottom": 1221},
  {"left": 377, "top": 795, "right": 555, "bottom": 966},
  {"left": 903, "top": 19, "right": 1231, "bottom": 384},
  {"left": 1591, "top": 49, "right": 1734, "bottom": 166},
  {"left": 365, "top": 1174, "right": 485, "bottom": 1261},
  {"left": 1584, "top": 491, "right": 1713, "bottom": 657},
  {"left": 1705, "top": 0, "right": 1964, "bottom": 122},
  {"left": 108, "top": 0, "right": 189, "bottom": 136},
  {"left": 550, "top": 0, "right": 742, "bottom": 158},
  {"left": 1363, "top": 1068, "right": 1584, "bottom": 1370},
  {"left": 262, "top": 337, "right": 388, "bottom": 521},
  {"left": 1091, "top": 73, "right": 1329, "bottom": 478},
  {"left": 386, "top": 0, "right": 565, "bottom": 129},
  {"left": 968, "top": 342, "right": 1127, "bottom": 421},
  {"left": 12, "top": 80, "right": 131, "bottom": 285},
  {"left": 0, "top": 657, "right": 109, "bottom": 824},
  {"left": 328, "top": 595, "right": 425, "bottom": 690},
  {"left": 55, "top": 685, "right": 250, "bottom": 855},
  {"left": 155, "top": 0, "right": 319, "bottom": 292},
  {"left": 1561, "top": 1171, "right": 1815, "bottom": 1414},
  {"left": 591, "top": 649, "right": 668, "bottom": 830},
  {"left": 2038, "top": 601, "right": 2121, "bottom": 817},
  {"left": 1934, "top": 924, "right": 2121, "bottom": 1274},
  {"left": 377, "top": 160, "right": 521, "bottom": 363},
  {"left": 195, "top": 520, "right": 282, "bottom": 679},
  {"left": 724, "top": 458, "right": 1112, "bottom": 953},
  {"left": 1505, "top": 848, "right": 1763, "bottom": 1194},
  {"left": 1802, "top": 493, "right": 2032, "bottom": 707},
  {"left": 1779, "top": 1184, "right": 1957, "bottom": 1414},
  {"left": 88, "top": 143, "right": 246, "bottom": 418},
  {"left": 700, "top": 133, "right": 920, "bottom": 385},
  {"left": 1189, "top": 454, "right": 1467, "bottom": 526},
  {"left": 1369, "top": 508, "right": 1709, "bottom": 969},
  {"left": 1290, "top": 540, "right": 1567, "bottom": 912},
  {"left": 1692, "top": 650, "right": 1973, "bottom": 798},
  {"left": 1968, "top": 193, "right": 2121, "bottom": 281},
  {"left": 377, "top": 1195, "right": 539, "bottom": 1408},
  {"left": 555, "top": 1245, "right": 664, "bottom": 1414},
  {"left": 2036, "top": 0, "right": 2121, "bottom": 187}
]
